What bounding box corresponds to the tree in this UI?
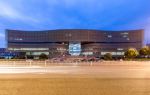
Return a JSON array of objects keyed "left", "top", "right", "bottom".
[
  {"left": 27, "top": 55, "right": 34, "bottom": 59},
  {"left": 104, "top": 53, "right": 112, "bottom": 60},
  {"left": 139, "top": 46, "right": 150, "bottom": 58},
  {"left": 39, "top": 53, "right": 48, "bottom": 60},
  {"left": 16, "top": 52, "right": 26, "bottom": 59},
  {"left": 124, "top": 48, "right": 138, "bottom": 59}
]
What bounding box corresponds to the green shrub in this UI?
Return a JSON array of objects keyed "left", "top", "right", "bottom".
[
  {"left": 139, "top": 46, "right": 150, "bottom": 58},
  {"left": 39, "top": 53, "right": 48, "bottom": 60},
  {"left": 104, "top": 53, "right": 112, "bottom": 60},
  {"left": 125, "top": 48, "right": 138, "bottom": 59}
]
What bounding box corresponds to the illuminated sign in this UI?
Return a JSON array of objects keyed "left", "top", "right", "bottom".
[{"left": 69, "top": 42, "right": 81, "bottom": 56}]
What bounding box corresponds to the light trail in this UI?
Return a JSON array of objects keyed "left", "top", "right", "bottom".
[{"left": 0, "top": 62, "right": 150, "bottom": 78}]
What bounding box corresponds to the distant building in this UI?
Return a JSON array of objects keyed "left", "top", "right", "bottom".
[
  {"left": 146, "top": 44, "right": 150, "bottom": 47},
  {"left": 6, "top": 29, "right": 144, "bottom": 59},
  {"left": 0, "top": 48, "right": 19, "bottom": 59}
]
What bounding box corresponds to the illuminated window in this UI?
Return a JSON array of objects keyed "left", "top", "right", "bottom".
[
  {"left": 57, "top": 48, "right": 66, "bottom": 51},
  {"left": 117, "top": 48, "right": 124, "bottom": 51},
  {"left": 121, "top": 32, "right": 129, "bottom": 35},
  {"left": 31, "top": 52, "right": 49, "bottom": 55},
  {"left": 82, "top": 52, "right": 93, "bottom": 55},
  {"left": 101, "top": 52, "right": 111, "bottom": 55},
  {"left": 107, "top": 35, "right": 112, "bottom": 38},
  {"left": 8, "top": 48, "right": 49, "bottom": 51},
  {"left": 116, "top": 52, "right": 124, "bottom": 55},
  {"left": 101, "top": 52, "right": 124, "bottom": 55},
  {"left": 123, "top": 35, "right": 128, "bottom": 38},
  {"left": 127, "top": 38, "right": 130, "bottom": 40},
  {"left": 14, "top": 38, "right": 23, "bottom": 41}
]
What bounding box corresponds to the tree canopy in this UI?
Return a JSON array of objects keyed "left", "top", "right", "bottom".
[
  {"left": 39, "top": 53, "right": 48, "bottom": 60},
  {"left": 139, "top": 46, "right": 150, "bottom": 57},
  {"left": 103, "top": 53, "right": 112, "bottom": 60},
  {"left": 125, "top": 48, "right": 139, "bottom": 59}
]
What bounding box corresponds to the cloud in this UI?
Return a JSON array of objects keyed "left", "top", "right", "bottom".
[
  {"left": 0, "top": 0, "right": 149, "bottom": 47},
  {"left": 0, "top": 1, "right": 39, "bottom": 23},
  {"left": 144, "top": 17, "right": 150, "bottom": 44},
  {"left": 0, "top": 2, "right": 19, "bottom": 19},
  {"left": 0, "top": 33, "right": 5, "bottom": 38},
  {"left": 0, "top": 24, "right": 5, "bottom": 38}
]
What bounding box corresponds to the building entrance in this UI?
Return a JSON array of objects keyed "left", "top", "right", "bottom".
[{"left": 69, "top": 42, "right": 81, "bottom": 56}]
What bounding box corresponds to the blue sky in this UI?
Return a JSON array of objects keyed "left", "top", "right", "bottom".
[{"left": 0, "top": 0, "right": 150, "bottom": 47}]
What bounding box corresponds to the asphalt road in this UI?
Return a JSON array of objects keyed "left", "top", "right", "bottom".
[{"left": 1, "top": 62, "right": 150, "bottom": 95}]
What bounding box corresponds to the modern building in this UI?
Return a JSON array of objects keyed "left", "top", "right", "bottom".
[{"left": 6, "top": 29, "right": 144, "bottom": 59}]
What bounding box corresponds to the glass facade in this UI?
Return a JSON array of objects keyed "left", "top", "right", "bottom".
[{"left": 6, "top": 29, "right": 144, "bottom": 58}]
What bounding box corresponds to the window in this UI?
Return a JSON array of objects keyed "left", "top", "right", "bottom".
[
  {"left": 127, "top": 38, "right": 130, "bottom": 40},
  {"left": 14, "top": 38, "right": 23, "bottom": 41},
  {"left": 101, "top": 52, "right": 124, "bottom": 55},
  {"left": 8, "top": 48, "right": 49, "bottom": 51},
  {"left": 121, "top": 32, "right": 129, "bottom": 35},
  {"left": 107, "top": 35, "right": 112, "bottom": 38},
  {"left": 57, "top": 48, "right": 66, "bottom": 51},
  {"left": 117, "top": 48, "right": 124, "bottom": 51},
  {"left": 32, "top": 52, "right": 49, "bottom": 55},
  {"left": 82, "top": 52, "right": 93, "bottom": 55},
  {"left": 123, "top": 35, "right": 128, "bottom": 38}
]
